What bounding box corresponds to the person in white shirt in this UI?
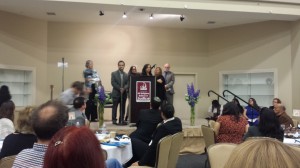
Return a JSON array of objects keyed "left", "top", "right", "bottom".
[
  {"left": 208, "top": 100, "right": 223, "bottom": 120},
  {"left": 0, "top": 100, "right": 15, "bottom": 139}
]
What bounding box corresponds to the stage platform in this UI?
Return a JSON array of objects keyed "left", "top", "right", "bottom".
[{"left": 90, "top": 118, "right": 208, "bottom": 154}]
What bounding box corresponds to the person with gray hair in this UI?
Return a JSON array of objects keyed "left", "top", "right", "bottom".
[
  {"left": 162, "top": 63, "right": 175, "bottom": 105},
  {"left": 83, "top": 60, "right": 101, "bottom": 92},
  {"left": 12, "top": 101, "right": 69, "bottom": 168}
]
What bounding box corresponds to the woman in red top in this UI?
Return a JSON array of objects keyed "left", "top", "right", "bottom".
[{"left": 214, "top": 102, "right": 249, "bottom": 144}]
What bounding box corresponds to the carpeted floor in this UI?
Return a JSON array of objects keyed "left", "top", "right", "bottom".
[{"left": 176, "top": 153, "right": 208, "bottom": 168}]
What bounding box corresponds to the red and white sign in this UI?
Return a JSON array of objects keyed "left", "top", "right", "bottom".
[{"left": 136, "top": 81, "right": 151, "bottom": 102}]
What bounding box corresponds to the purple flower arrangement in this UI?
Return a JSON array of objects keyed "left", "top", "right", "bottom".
[
  {"left": 185, "top": 83, "right": 200, "bottom": 107},
  {"left": 98, "top": 86, "right": 106, "bottom": 105}
]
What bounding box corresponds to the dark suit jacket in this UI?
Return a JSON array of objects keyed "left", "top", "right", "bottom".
[
  {"left": 156, "top": 75, "right": 166, "bottom": 101},
  {"left": 130, "top": 109, "right": 163, "bottom": 143},
  {"left": 111, "top": 70, "right": 128, "bottom": 98},
  {"left": 162, "top": 71, "right": 175, "bottom": 94},
  {"left": 138, "top": 117, "right": 182, "bottom": 167}
]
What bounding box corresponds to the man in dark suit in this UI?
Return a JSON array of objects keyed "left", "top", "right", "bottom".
[
  {"left": 111, "top": 60, "right": 128, "bottom": 125},
  {"left": 125, "top": 104, "right": 182, "bottom": 167},
  {"left": 129, "top": 97, "right": 163, "bottom": 143},
  {"left": 162, "top": 63, "right": 175, "bottom": 105}
]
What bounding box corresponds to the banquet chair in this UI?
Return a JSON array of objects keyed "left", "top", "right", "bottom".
[
  {"left": 167, "top": 132, "right": 184, "bottom": 168},
  {"left": 207, "top": 143, "right": 237, "bottom": 168},
  {"left": 130, "top": 132, "right": 184, "bottom": 168},
  {"left": 208, "top": 120, "right": 216, "bottom": 129},
  {"left": 102, "top": 149, "right": 108, "bottom": 160},
  {"left": 201, "top": 125, "right": 216, "bottom": 168},
  {"left": 201, "top": 125, "right": 215, "bottom": 152},
  {"left": 0, "top": 155, "right": 16, "bottom": 168}
]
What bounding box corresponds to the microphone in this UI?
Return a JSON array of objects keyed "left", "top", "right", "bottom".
[{"left": 151, "top": 64, "right": 156, "bottom": 69}]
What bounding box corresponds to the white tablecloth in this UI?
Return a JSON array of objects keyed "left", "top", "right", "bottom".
[
  {"left": 101, "top": 141, "right": 132, "bottom": 164},
  {"left": 96, "top": 134, "right": 132, "bottom": 164},
  {"left": 284, "top": 137, "right": 300, "bottom": 146}
]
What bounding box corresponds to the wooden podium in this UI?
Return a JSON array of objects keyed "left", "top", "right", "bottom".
[{"left": 129, "top": 76, "right": 156, "bottom": 123}]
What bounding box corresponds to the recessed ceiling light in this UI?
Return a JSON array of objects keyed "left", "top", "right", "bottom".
[
  {"left": 46, "top": 12, "right": 56, "bottom": 16},
  {"left": 122, "top": 12, "right": 127, "bottom": 18},
  {"left": 150, "top": 13, "right": 153, "bottom": 20}
]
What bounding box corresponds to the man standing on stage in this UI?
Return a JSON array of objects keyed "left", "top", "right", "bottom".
[
  {"left": 111, "top": 60, "right": 128, "bottom": 125},
  {"left": 162, "top": 63, "right": 175, "bottom": 105}
]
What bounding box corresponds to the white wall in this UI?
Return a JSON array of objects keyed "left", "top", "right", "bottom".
[
  {"left": 208, "top": 21, "right": 293, "bottom": 114},
  {"left": 0, "top": 11, "right": 48, "bottom": 106},
  {"left": 291, "top": 20, "right": 300, "bottom": 110},
  {"left": 1, "top": 10, "right": 297, "bottom": 117},
  {"left": 47, "top": 22, "right": 209, "bottom": 119}
]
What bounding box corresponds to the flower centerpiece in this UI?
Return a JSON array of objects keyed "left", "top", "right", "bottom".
[
  {"left": 95, "top": 85, "right": 108, "bottom": 128},
  {"left": 185, "top": 83, "right": 200, "bottom": 126}
]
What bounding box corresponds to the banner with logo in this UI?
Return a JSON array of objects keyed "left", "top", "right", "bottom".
[{"left": 136, "top": 81, "right": 151, "bottom": 102}]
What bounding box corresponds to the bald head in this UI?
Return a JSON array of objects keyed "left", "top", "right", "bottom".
[
  {"left": 164, "top": 63, "right": 171, "bottom": 72},
  {"left": 32, "top": 101, "right": 69, "bottom": 141}
]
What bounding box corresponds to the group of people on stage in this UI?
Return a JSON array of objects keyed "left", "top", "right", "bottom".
[
  {"left": 60, "top": 59, "right": 176, "bottom": 126},
  {"left": 110, "top": 61, "right": 175, "bottom": 125},
  {"left": 207, "top": 97, "right": 295, "bottom": 144}
]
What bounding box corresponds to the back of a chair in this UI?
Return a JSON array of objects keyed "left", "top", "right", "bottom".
[
  {"left": 208, "top": 143, "right": 237, "bottom": 168},
  {"left": 102, "top": 149, "right": 108, "bottom": 160},
  {"left": 201, "top": 125, "right": 216, "bottom": 150},
  {"left": 208, "top": 120, "right": 216, "bottom": 129},
  {"left": 155, "top": 135, "right": 172, "bottom": 168},
  {"left": 167, "top": 132, "right": 184, "bottom": 168},
  {"left": 0, "top": 155, "right": 16, "bottom": 168}
]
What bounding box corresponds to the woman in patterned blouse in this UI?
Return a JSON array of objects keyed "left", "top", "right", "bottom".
[{"left": 214, "top": 102, "right": 249, "bottom": 144}]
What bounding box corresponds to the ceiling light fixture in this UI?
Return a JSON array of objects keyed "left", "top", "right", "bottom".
[
  {"left": 122, "top": 12, "right": 127, "bottom": 18},
  {"left": 180, "top": 15, "right": 185, "bottom": 21},
  {"left": 99, "top": 10, "right": 104, "bottom": 16},
  {"left": 150, "top": 13, "right": 153, "bottom": 20}
]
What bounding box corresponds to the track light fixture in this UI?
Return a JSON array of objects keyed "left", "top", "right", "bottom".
[
  {"left": 122, "top": 12, "right": 127, "bottom": 18},
  {"left": 150, "top": 13, "right": 153, "bottom": 20},
  {"left": 180, "top": 15, "right": 185, "bottom": 21},
  {"left": 99, "top": 11, "right": 104, "bottom": 16}
]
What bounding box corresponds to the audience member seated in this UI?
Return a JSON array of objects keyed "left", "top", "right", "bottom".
[
  {"left": 274, "top": 104, "right": 294, "bottom": 127},
  {"left": 59, "top": 81, "right": 84, "bottom": 106},
  {"left": 207, "top": 99, "right": 223, "bottom": 121},
  {"left": 0, "top": 100, "right": 15, "bottom": 139},
  {"left": 243, "top": 107, "right": 284, "bottom": 141},
  {"left": 129, "top": 97, "right": 163, "bottom": 144},
  {"left": 244, "top": 98, "right": 260, "bottom": 126},
  {"left": 124, "top": 104, "right": 182, "bottom": 167},
  {"left": 0, "top": 106, "right": 37, "bottom": 159},
  {"left": 0, "top": 85, "right": 12, "bottom": 107},
  {"left": 43, "top": 126, "right": 105, "bottom": 168},
  {"left": 214, "top": 102, "right": 249, "bottom": 144},
  {"left": 224, "top": 138, "right": 300, "bottom": 168},
  {"left": 67, "top": 97, "right": 88, "bottom": 126},
  {"left": 12, "top": 101, "right": 69, "bottom": 168},
  {"left": 43, "top": 126, "right": 122, "bottom": 168},
  {"left": 269, "top": 97, "right": 281, "bottom": 110},
  {"left": 232, "top": 98, "right": 246, "bottom": 116}
]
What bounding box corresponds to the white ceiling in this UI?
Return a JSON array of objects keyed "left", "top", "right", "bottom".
[{"left": 0, "top": 0, "right": 300, "bottom": 29}]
